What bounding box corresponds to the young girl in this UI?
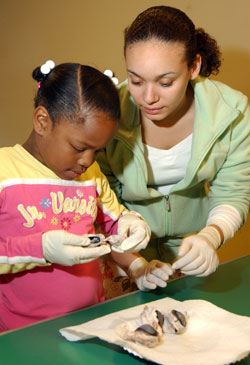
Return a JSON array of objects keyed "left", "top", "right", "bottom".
[
  {"left": 0, "top": 61, "right": 173, "bottom": 332},
  {"left": 97, "top": 6, "right": 250, "bottom": 278}
]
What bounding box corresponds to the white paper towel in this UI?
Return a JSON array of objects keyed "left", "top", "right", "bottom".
[{"left": 59, "top": 297, "right": 250, "bottom": 365}]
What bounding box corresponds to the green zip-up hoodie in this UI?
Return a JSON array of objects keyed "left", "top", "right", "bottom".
[{"left": 97, "top": 77, "right": 250, "bottom": 261}]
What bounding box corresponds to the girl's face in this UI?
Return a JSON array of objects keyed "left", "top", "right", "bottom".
[
  {"left": 32, "top": 109, "right": 117, "bottom": 180},
  {"left": 125, "top": 39, "right": 201, "bottom": 123}
]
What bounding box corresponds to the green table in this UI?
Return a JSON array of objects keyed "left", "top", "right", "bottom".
[{"left": 1, "top": 255, "right": 250, "bottom": 364}]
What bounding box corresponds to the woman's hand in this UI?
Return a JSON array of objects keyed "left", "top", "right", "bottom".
[
  {"left": 112, "top": 212, "right": 151, "bottom": 253},
  {"left": 128, "top": 257, "right": 173, "bottom": 290},
  {"left": 172, "top": 226, "right": 221, "bottom": 276}
]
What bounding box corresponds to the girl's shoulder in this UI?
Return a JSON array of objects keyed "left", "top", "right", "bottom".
[{"left": 0, "top": 144, "right": 23, "bottom": 160}]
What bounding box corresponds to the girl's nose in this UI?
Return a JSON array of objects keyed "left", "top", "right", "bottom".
[
  {"left": 78, "top": 151, "right": 95, "bottom": 169},
  {"left": 143, "top": 85, "right": 159, "bottom": 105}
]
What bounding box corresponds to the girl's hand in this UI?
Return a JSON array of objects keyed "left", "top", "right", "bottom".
[
  {"left": 128, "top": 257, "right": 173, "bottom": 291},
  {"left": 42, "top": 230, "right": 111, "bottom": 266},
  {"left": 114, "top": 212, "right": 151, "bottom": 253},
  {"left": 172, "top": 226, "right": 220, "bottom": 277}
]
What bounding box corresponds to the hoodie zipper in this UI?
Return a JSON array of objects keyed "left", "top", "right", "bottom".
[{"left": 165, "top": 195, "right": 171, "bottom": 211}]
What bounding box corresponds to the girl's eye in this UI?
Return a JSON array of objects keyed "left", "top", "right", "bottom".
[{"left": 73, "top": 146, "right": 84, "bottom": 153}]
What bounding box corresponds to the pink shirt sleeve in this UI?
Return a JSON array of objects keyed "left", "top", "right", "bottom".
[{"left": 0, "top": 232, "right": 47, "bottom": 274}]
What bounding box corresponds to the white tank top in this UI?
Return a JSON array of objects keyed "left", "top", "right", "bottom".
[{"left": 144, "top": 134, "right": 193, "bottom": 195}]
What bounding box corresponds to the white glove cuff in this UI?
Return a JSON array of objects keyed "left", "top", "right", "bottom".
[
  {"left": 42, "top": 233, "right": 49, "bottom": 262},
  {"left": 206, "top": 204, "right": 242, "bottom": 242},
  {"left": 120, "top": 211, "right": 144, "bottom": 219},
  {"left": 127, "top": 257, "right": 148, "bottom": 278},
  {"left": 198, "top": 226, "right": 221, "bottom": 250}
]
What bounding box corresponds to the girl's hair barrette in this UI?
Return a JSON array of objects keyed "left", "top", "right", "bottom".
[
  {"left": 104, "top": 69, "right": 119, "bottom": 85},
  {"left": 40, "top": 60, "right": 55, "bottom": 75}
]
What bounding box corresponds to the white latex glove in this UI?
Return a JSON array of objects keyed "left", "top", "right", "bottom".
[
  {"left": 42, "top": 230, "right": 111, "bottom": 266},
  {"left": 172, "top": 226, "right": 221, "bottom": 277},
  {"left": 113, "top": 212, "right": 151, "bottom": 253},
  {"left": 128, "top": 257, "right": 173, "bottom": 291}
]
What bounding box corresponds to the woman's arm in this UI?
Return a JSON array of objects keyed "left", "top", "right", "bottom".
[
  {"left": 110, "top": 250, "right": 173, "bottom": 291},
  {"left": 209, "top": 97, "right": 250, "bottom": 223}
]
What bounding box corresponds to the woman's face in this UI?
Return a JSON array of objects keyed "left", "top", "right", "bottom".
[
  {"left": 31, "top": 109, "right": 117, "bottom": 180},
  {"left": 125, "top": 39, "right": 200, "bottom": 123}
]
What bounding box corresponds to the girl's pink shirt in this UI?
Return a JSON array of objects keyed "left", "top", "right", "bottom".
[{"left": 0, "top": 145, "right": 126, "bottom": 331}]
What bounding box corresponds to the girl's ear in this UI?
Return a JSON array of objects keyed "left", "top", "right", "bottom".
[
  {"left": 33, "top": 106, "right": 51, "bottom": 135},
  {"left": 190, "top": 54, "right": 202, "bottom": 80}
]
